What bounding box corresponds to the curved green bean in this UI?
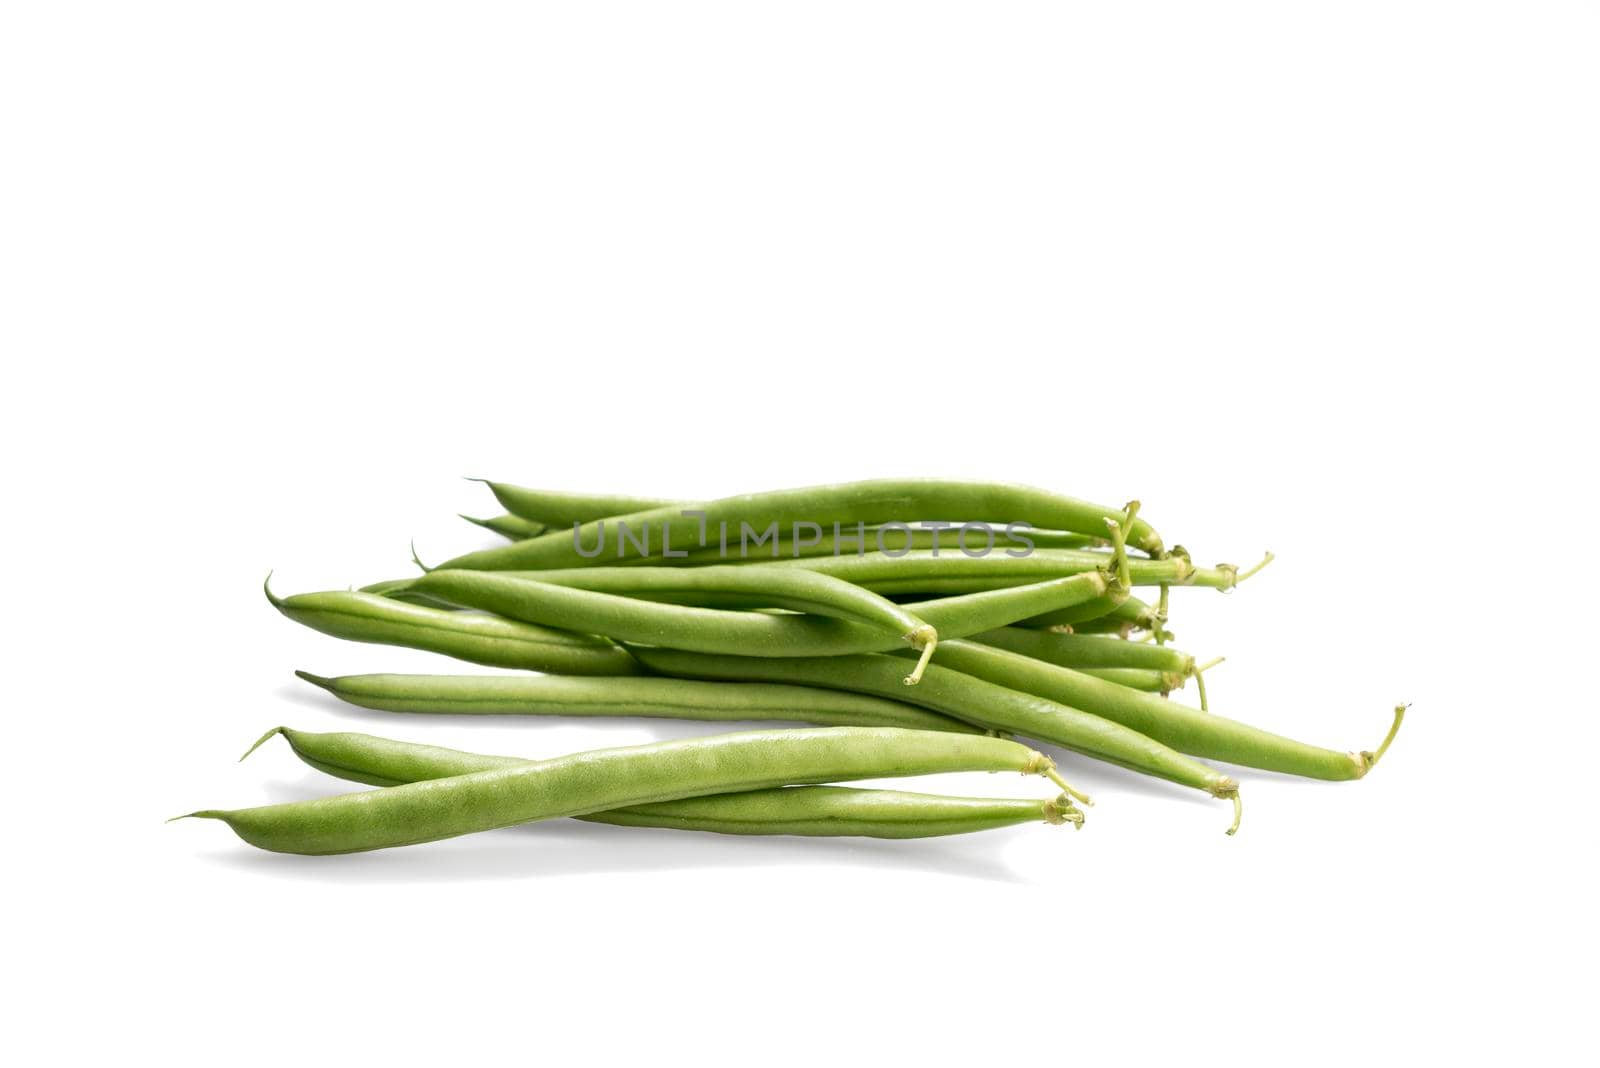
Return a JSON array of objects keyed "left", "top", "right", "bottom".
[
  {"left": 479, "top": 484, "right": 677, "bottom": 526},
  {"left": 625, "top": 645, "right": 1242, "bottom": 830},
  {"left": 177, "top": 725, "right": 1070, "bottom": 854},
  {"left": 921, "top": 640, "right": 1403, "bottom": 782},
  {"left": 264, "top": 577, "right": 641, "bottom": 675},
  {"left": 400, "top": 566, "right": 942, "bottom": 681},
  {"left": 263, "top": 726, "right": 1078, "bottom": 837},
  {"left": 440, "top": 479, "right": 1161, "bottom": 570},
  {"left": 397, "top": 569, "right": 1111, "bottom": 682},
  {"left": 775, "top": 549, "right": 1238, "bottom": 592},
  {"left": 972, "top": 627, "right": 1195, "bottom": 674},
  {"left": 294, "top": 671, "right": 979, "bottom": 733}
]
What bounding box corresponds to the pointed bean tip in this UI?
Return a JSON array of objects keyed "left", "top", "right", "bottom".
[
  {"left": 240, "top": 727, "right": 287, "bottom": 762},
  {"left": 293, "top": 670, "right": 335, "bottom": 692},
  {"left": 263, "top": 571, "right": 283, "bottom": 608}
]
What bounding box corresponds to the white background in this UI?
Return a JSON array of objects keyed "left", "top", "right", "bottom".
[{"left": 4, "top": 2, "right": 1596, "bottom": 1063}]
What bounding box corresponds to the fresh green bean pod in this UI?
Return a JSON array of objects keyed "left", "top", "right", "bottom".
[
  {"left": 294, "top": 671, "right": 979, "bottom": 733},
  {"left": 396, "top": 569, "right": 1112, "bottom": 678},
  {"left": 264, "top": 577, "right": 641, "bottom": 675},
  {"left": 467, "top": 565, "right": 1108, "bottom": 620},
  {"left": 662, "top": 526, "right": 1107, "bottom": 563},
  {"left": 177, "top": 725, "right": 1067, "bottom": 854},
  {"left": 972, "top": 627, "right": 1195, "bottom": 674},
  {"left": 1015, "top": 592, "right": 1155, "bottom": 631},
  {"left": 399, "top": 567, "right": 941, "bottom": 677},
  {"left": 626, "top": 646, "right": 1242, "bottom": 825},
  {"left": 775, "top": 550, "right": 1237, "bottom": 592},
  {"left": 480, "top": 484, "right": 678, "bottom": 526},
  {"left": 1080, "top": 668, "right": 1187, "bottom": 692},
  {"left": 264, "top": 726, "right": 1077, "bottom": 837},
  {"left": 468, "top": 564, "right": 940, "bottom": 630},
  {"left": 923, "top": 640, "right": 1398, "bottom": 781},
  {"left": 442, "top": 479, "right": 1161, "bottom": 570},
  {"left": 462, "top": 514, "right": 547, "bottom": 540}
]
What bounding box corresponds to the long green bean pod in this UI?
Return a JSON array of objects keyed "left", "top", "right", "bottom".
[
  {"left": 177, "top": 725, "right": 1072, "bottom": 854},
  {"left": 920, "top": 640, "right": 1405, "bottom": 781},
  {"left": 477, "top": 484, "right": 678, "bottom": 526},
  {"left": 626, "top": 645, "right": 1242, "bottom": 831},
  {"left": 1081, "top": 668, "right": 1187, "bottom": 692},
  {"left": 294, "top": 671, "right": 979, "bottom": 733},
  {"left": 972, "top": 627, "right": 1195, "bottom": 674},
  {"left": 440, "top": 479, "right": 1162, "bottom": 570},
  {"left": 395, "top": 569, "right": 1112, "bottom": 682},
  {"left": 774, "top": 549, "right": 1240, "bottom": 592},
  {"left": 261, "top": 726, "right": 1078, "bottom": 837},
  {"left": 264, "top": 576, "right": 641, "bottom": 675}
]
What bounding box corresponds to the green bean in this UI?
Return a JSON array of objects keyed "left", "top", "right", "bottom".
[
  {"left": 661, "top": 526, "right": 1107, "bottom": 563},
  {"left": 294, "top": 671, "right": 979, "bottom": 733},
  {"left": 1080, "top": 668, "right": 1187, "bottom": 693},
  {"left": 972, "top": 627, "right": 1195, "bottom": 674},
  {"left": 175, "top": 725, "right": 1075, "bottom": 854},
  {"left": 401, "top": 565, "right": 944, "bottom": 682},
  {"left": 919, "top": 640, "right": 1405, "bottom": 782},
  {"left": 396, "top": 568, "right": 1112, "bottom": 683},
  {"left": 261, "top": 726, "right": 1079, "bottom": 836},
  {"left": 264, "top": 576, "right": 641, "bottom": 675},
  {"left": 774, "top": 549, "right": 1241, "bottom": 593},
  {"left": 626, "top": 645, "right": 1242, "bottom": 830},
  {"left": 479, "top": 566, "right": 1107, "bottom": 619},
  {"left": 1014, "top": 592, "right": 1155, "bottom": 631},
  {"left": 461, "top": 514, "right": 546, "bottom": 541},
  {"left": 440, "top": 479, "right": 1161, "bottom": 571},
  {"left": 478, "top": 483, "right": 677, "bottom": 526}
]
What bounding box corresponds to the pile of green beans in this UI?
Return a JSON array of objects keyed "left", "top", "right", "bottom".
[{"left": 181, "top": 477, "right": 1405, "bottom": 856}]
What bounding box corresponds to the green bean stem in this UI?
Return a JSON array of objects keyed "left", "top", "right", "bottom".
[
  {"left": 294, "top": 671, "right": 980, "bottom": 734},
  {"left": 264, "top": 576, "right": 640, "bottom": 675},
  {"left": 260, "top": 726, "right": 1080, "bottom": 836},
  {"left": 176, "top": 725, "right": 1068, "bottom": 854},
  {"left": 441, "top": 479, "right": 1162, "bottom": 571}
]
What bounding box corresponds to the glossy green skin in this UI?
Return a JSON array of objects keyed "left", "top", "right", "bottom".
[
  {"left": 443, "top": 479, "right": 1161, "bottom": 570},
  {"left": 271, "top": 727, "right": 1063, "bottom": 838},
  {"left": 401, "top": 569, "right": 1109, "bottom": 660},
  {"left": 627, "top": 647, "right": 1236, "bottom": 797},
  {"left": 925, "top": 641, "right": 1365, "bottom": 780},
  {"left": 184, "top": 726, "right": 1054, "bottom": 854},
  {"left": 776, "top": 550, "right": 1233, "bottom": 593},
  {"left": 463, "top": 514, "right": 547, "bottom": 540},
  {"left": 972, "top": 627, "right": 1194, "bottom": 674},
  {"left": 295, "top": 671, "right": 979, "bottom": 733},
  {"left": 265, "top": 583, "right": 641, "bottom": 675}
]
